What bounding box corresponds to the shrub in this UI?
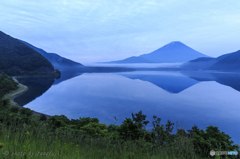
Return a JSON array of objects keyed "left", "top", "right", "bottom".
[{"left": 40, "top": 114, "right": 47, "bottom": 121}]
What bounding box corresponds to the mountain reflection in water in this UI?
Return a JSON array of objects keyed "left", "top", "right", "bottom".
[{"left": 14, "top": 70, "right": 240, "bottom": 145}]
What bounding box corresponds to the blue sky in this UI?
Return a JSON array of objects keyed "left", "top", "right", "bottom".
[{"left": 1, "top": 0, "right": 240, "bottom": 64}]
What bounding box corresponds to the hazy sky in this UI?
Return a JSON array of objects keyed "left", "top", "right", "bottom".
[{"left": 1, "top": 0, "right": 240, "bottom": 64}]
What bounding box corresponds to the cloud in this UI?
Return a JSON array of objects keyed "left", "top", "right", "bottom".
[{"left": 0, "top": 0, "right": 240, "bottom": 62}]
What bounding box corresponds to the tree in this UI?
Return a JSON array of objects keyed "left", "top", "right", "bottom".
[
  {"left": 74, "top": 117, "right": 99, "bottom": 129},
  {"left": 118, "top": 111, "right": 151, "bottom": 141},
  {"left": 118, "top": 118, "right": 142, "bottom": 140},
  {"left": 9, "top": 106, "right": 20, "bottom": 113},
  {"left": 131, "top": 110, "right": 149, "bottom": 129},
  {"left": 187, "top": 125, "right": 199, "bottom": 138},
  {"left": 81, "top": 122, "right": 108, "bottom": 138},
  {"left": 40, "top": 114, "right": 47, "bottom": 121},
  {"left": 189, "top": 125, "right": 240, "bottom": 158},
  {"left": 48, "top": 116, "right": 66, "bottom": 129},
  {"left": 151, "top": 116, "right": 175, "bottom": 145},
  {"left": 19, "top": 108, "right": 34, "bottom": 117}
]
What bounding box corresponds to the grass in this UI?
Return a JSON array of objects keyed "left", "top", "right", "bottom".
[{"left": 0, "top": 117, "right": 211, "bottom": 159}]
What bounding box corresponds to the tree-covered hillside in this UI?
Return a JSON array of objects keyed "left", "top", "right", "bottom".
[
  {"left": 209, "top": 50, "right": 240, "bottom": 71},
  {"left": 181, "top": 50, "right": 240, "bottom": 72},
  {"left": 0, "top": 72, "right": 18, "bottom": 98},
  {"left": 19, "top": 40, "right": 84, "bottom": 71},
  {"left": 0, "top": 31, "right": 54, "bottom": 75}
]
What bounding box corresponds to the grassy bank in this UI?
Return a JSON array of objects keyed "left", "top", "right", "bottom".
[
  {"left": 0, "top": 101, "right": 239, "bottom": 159},
  {"left": 0, "top": 123, "right": 199, "bottom": 159},
  {"left": 0, "top": 112, "right": 203, "bottom": 159}
]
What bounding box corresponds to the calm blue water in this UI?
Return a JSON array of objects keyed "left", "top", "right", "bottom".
[{"left": 16, "top": 70, "right": 240, "bottom": 145}]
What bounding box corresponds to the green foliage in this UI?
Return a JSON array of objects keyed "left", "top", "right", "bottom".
[
  {"left": 0, "top": 99, "right": 239, "bottom": 159},
  {"left": 0, "top": 143, "right": 4, "bottom": 149},
  {"left": 190, "top": 125, "right": 240, "bottom": 158},
  {"left": 131, "top": 110, "right": 149, "bottom": 129},
  {"left": 176, "top": 128, "right": 188, "bottom": 137},
  {"left": 0, "top": 98, "right": 11, "bottom": 109},
  {"left": 0, "top": 31, "right": 54, "bottom": 76},
  {"left": 40, "top": 114, "right": 47, "bottom": 121},
  {"left": 81, "top": 122, "right": 109, "bottom": 138},
  {"left": 71, "top": 117, "right": 99, "bottom": 129},
  {"left": 0, "top": 72, "right": 18, "bottom": 98},
  {"left": 9, "top": 105, "right": 20, "bottom": 113},
  {"left": 20, "top": 107, "right": 34, "bottom": 117},
  {"left": 151, "top": 115, "right": 175, "bottom": 145},
  {"left": 118, "top": 118, "right": 142, "bottom": 140},
  {"left": 48, "top": 116, "right": 67, "bottom": 129},
  {"left": 117, "top": 111, "right": 152, "bottom": 141},
  {"left": 108, "top": 124, "right": 120, "bottom": 139},
  {"left": 23, "top": 131, "right": 31, "bottom": 158},
  {"left": 0, "top": 98, "right": 11, "bottom": 122}
]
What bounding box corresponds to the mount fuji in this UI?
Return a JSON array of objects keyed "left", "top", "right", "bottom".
[{"left": 106, "top": 41, "right": 210, "bottom": 63}]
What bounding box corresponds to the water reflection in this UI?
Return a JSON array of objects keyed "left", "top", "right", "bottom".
[
  {"left": 120, "top": 71, "right": 240, "bottom": 94},
  {"left": 14, "top": 76, "right": 55, "bottom": 106},
  {"left": 120, "top": 71, "right": 199, "bottom": 93},
  {"left": 15, "top": 71, "right": 240, "bottom": 145},
  {"left": 181, "top": 71, "right": 240, "bottom": 92},
  {"left": 15, "top": 71, "right": 240, "bottom": 107},
  {"left": 53, "top": 71, "right": 83, "bottom": 85}
]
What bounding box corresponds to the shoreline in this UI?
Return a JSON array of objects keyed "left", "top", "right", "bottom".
[
  {"left": 2, "top": 77, "right": 52, "bottom": 119},
  {"left": 2, "top": 77, "right": 29, "bottom": 106}
]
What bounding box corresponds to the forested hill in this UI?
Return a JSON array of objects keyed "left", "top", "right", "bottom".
[
  {"left": 181, "top": 50, "right": 240, "bottom": 71},
  {"left": 0, "top": 31, "right": 54, "bottom": 76},
  {"left": 19, "top": 40, "right": 84, "bottom": 71}
]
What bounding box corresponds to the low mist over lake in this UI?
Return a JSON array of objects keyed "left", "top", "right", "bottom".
[{"left": 84, "top": 63, "right": 182, "bottom": 68}]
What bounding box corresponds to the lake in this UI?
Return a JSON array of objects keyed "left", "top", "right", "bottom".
[{"left": 14, "top": 68, "right": 240, "bottom": 145}]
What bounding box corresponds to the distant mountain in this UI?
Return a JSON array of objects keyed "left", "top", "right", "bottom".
[
  {"left": 19, "top": 40, "right": 84, "bottom": 71},
  {"left": 181, "top": 50, "right": 240, "bottom": 72},
  {"left": 0, "top": 31, "right": 54, "bottom": 75},
  {"left": 181, "top": 57, "right": 216, "bottom": 70},
  {"left": 106, "top": 41, "right": 210, "bottom": 63},
  {"left": 208, "top": 50, "right": 240, "bottom": 71},
  {"left": 108, "top": 56, "right": 153, "bottom": 63}
]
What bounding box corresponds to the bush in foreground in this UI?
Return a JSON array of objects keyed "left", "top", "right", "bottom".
[{"left": 0, "top": 100, "right": 239, "bottom": 159}]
